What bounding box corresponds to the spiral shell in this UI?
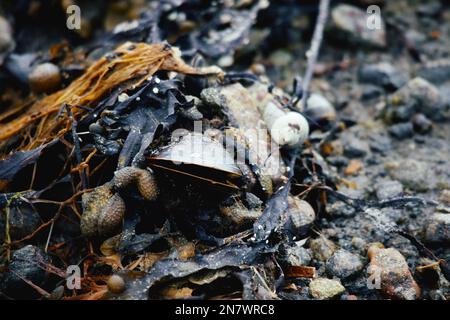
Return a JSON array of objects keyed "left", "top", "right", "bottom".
[
  {"left": 81, "top": 183, "right": 114, "bottom": 237},
  {"left": 219, "top": 196, "right": 263, "bottom": 225},
  {"left": 113, "top": 166, "right": 158, "bottom": 201},
  {"left": 98, "top": 194, "right": 126, "bottom": 236}
]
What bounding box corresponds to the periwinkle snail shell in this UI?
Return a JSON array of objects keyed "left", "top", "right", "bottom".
[
  {"left": 97, "top": 194, "right": 126, "bottom": 236},
  {"left": 80, "top": 185, "right": 126, "bottom": 237},
  {"left": 113, "top": 167, "right": 159, "bottom": 201}
]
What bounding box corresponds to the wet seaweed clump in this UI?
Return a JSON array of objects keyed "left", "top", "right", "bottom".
[{"left": 1, "top": 0, "right": 449, "bottom": 301}]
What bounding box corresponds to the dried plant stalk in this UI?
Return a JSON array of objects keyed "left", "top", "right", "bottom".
[{"left": 0, "top": 42, "right": 220, "bottom": 153}]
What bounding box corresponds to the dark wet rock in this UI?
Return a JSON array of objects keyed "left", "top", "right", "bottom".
[
  {"left": 0, "top": 204, "right": 41, "bottom": 242},
  {"left": 326, "top": 249, "right": 365, "bottom": 279},
  {"left": 412, "top": 113, "right": 432, "bottom": 134},
  {"left": 367, "top": 245, "right": 421, "bottom": 300},
  {"left": 359, "top": 62, "right": 408, "bottom": 91},
  {"left": 309, "top": 278, "right": 346, "bottom": 300},
  {"left": 423, "top": 213, "right": 450, "bottom": 243},
  {"left": 388, "top": 77, "right": 443, "bottom": 120},
  {"left": 386, "top": 159, "right": 432, "bottom": 192},
  {"left": 278, "top": 242, "right": 312, "bottom": 267},
  {"left": 374, "top": 180, "right": 404, "bottom": 200},
  {"left": 310, "top": 236, "right": 337, "bottom": 262},
  {"left": 369, "top": 134, "right": 392, "bottom": 153},
  {"left": 326, "top": 201, "right": 356, "bottom": 218},
  {"left": 326, "top": 156, "right": 349, "bottom": 168},
  {"left": 416, "top": 1, "right": 442, "bottom": 17},
  {"left": 386, "top": 105, "right": 415, "bottom": 124},
  {"left": 361, "top": 85, "right": 384, "bottom": 100},
  {"left": 343, "top": 136, "right": 370, "bottom": 158},
  {"left": 388, "top": 122, "right": 414, "bottom": 139},
  {"left": 0, "top": 245, "right": 50, "bottom": 299},
  {"left": 329, "top": 4, "right": 386, "bottom": 48},
  {"left": 418, "top": 59, "right": 450, "bottom": 84}
]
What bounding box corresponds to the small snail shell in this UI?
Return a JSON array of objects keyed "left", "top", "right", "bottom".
[
  {"left": 219, "top": 197, "right": 263, "bottom": 225},
  {"left": 262, "top": 102, "right": 309, "bottom": 148},
  {"left": 98, "top": 194, "right": 126, "bottom": 236},
  {"left": 283, "top": 196, "right": 316, "bottom": 237},
  {"left": 81, "top": 183, "right": 114, "bottom": 237},
  {"left": 28, "top": 62, "right": 61, "bottom": 94},
  {"left": 113, "top": 167, "right": 159, "bottom": 201},
  {"left": 270, "top": 112, "right": 310, "bottom": 147},
  {"left": 107, "top": 274, "right": 126, "bottom": 294}
]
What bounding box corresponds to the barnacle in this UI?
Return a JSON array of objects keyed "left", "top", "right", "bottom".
[{"left": 113, "top": 166, "right": 159, "bottom": 201}]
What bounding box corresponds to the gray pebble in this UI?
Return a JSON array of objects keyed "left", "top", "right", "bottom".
[
  {"left": 423, "top": 214, "right": 450, "bottom": 243},
  {"left": 326, "top": 249, "right": 365, "bottom": 279},
  {"left": 375, "top": 180, "right": 403, "bottom": 200},
  {"left": 359, "top": 62, "right": 408, "bottom": 91}
]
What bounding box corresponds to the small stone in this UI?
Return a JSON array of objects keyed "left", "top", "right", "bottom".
[
  {"left": 304, "top": 93, "right": 336, "bottom": 122},
  {"left": 351, "top": 237, "right": 368, "bottom": 254},
  {"left": 28, "top": 62, "right": 62, "bottom": 94},
  {"left": 388, "top": 122, "right": 414, "bottom": 139},
  {"left": 361, "top": 85, "right": 384, "bottom": 100},
  {"left": 369, "top": 134, "right": 392, "bottom": 153},
  {"left": 359, "top": 62, "right": 408, "bottom": 90},
  {"left": 418, "top": 59, "right": 450, "bottom": 84},
  {"left": 326, "top": 156, "right": 349, "bottom": 168},
  {"left": 326, "top": 249, "right": 365, "bottom": 279},
  {"left": 423, "top": 214, "right": 450, "bottom": 243},
  {"left": 269, "top": 49, "right": 293, "bottom": 67},
  {"left": 0, "top": 204, "right": 41, "bottom": 241},
  {"left": 343, "top": 136, "right": 370, "bottom": 158},
  {"left": 374, "top": 180, "right": 403, "bottom": 200},
  {"left": 388, "top": 77, "right": 442, "bottom": 119},
  {"left": 310, "top": 236, "right": 337, "bottom": 262},
  {"left": 367, "top": 246, "right": 421, "bottom": 300},
  {"left": 279, "top": 242, "right": 312, "bottom": 267},
  {"left": 439, "top": 190, "right": 450, "bottom": 205},
  {"left": 0, "top": 245, "right": 50, "bottom": 299},
  {"left": 326, "top": 201, "right": 356, "bottom": 218},
  {"left": 329, "top": 4, "right": 386, "bottom": 48},
  {"left": 309, "top": 278, "right": 346, "bottom": 300},
  {"left": 386, "top": 159, "right": 432, "bottom": 192},
  {"left": 411, "top": 114, "right": 432, "bottom": 134}
]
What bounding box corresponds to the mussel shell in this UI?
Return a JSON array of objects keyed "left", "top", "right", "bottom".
[{"left": 148, "top": 132, "right": 242, "bottom": 190}]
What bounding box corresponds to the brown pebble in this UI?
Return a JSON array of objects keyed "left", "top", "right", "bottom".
[
  {"left": 107, "top": 274, "right": 126, "bottom": 294},
  {"left": 28, "top": 62, "right": 61, "bottom": 93},
  {"left": 368, "top": 247, "right": 421, "bottom": 300}
]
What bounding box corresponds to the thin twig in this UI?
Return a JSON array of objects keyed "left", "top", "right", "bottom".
[
  {"left": 65, "top": 104, "right": 88, "bottom": 189},
  {"left": 299, "top": 0, "right": 330, "bottom": 109}
]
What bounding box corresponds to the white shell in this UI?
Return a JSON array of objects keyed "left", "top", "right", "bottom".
[{"left": 270, "top": 112, "right": 309, "bottom": 147}]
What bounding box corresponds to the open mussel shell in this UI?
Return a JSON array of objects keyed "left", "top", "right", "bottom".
[{"left": 148, "top": 132, "right": 243, "bottom": 190}]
